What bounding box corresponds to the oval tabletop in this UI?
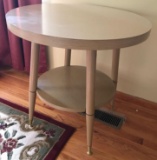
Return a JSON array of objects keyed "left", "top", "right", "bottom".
[{"left": 6, "top": 3, "right": 152, "bottom": 50}]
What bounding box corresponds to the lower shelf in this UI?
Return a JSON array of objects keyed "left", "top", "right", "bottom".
[{"left": 37, "top": 66, "right": 116, "bottom": 112}]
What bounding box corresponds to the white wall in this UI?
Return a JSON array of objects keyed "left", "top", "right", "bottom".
[{"left": 43, "top": 0, "right": 157, "bottom": 103}]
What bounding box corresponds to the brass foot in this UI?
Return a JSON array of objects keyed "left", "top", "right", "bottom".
[
  {"left": 87, "top": 147, "right": 93, "bottom": 155},
  {"left": 29, "top": 119, "right": 33, "bottom": 128}
]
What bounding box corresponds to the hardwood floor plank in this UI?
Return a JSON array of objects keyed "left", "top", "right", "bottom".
[
  {"left": 116, "top": 92, "right": 157, "bottom": 111},
  {"left": 0, "top": 68, "right": 157, "bottom": 160}
]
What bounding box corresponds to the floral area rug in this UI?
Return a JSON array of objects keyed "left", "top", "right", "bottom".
[{"left": 0, "top": 98, "right": 75, "bottom": 160}]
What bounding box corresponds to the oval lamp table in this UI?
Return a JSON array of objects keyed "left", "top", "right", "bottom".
[{"left": 6, "top": 3, "right": 152, "bottom": 155}]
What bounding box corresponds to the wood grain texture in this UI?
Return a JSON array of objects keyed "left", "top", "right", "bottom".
[{"left": 0, "top": 68, "right": 157, "bottom": 160}]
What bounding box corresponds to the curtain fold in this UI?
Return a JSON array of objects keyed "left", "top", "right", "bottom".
[{"left": 0, "top": 0, "right": 47, "bottom": 73}]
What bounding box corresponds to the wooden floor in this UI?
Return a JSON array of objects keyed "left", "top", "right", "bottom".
[{"left": 0, "top": 68, "right": 157, "bottom": 160}]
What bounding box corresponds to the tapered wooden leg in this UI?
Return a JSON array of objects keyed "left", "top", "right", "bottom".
[
  {"left": 29, "top": 43, "right": 40, "bottom": 126},
  {"left": 64, "top": 49, "right": 71, "bottom": 66},
  {"left": 86, "top": 50, "right": 97, "bottom": 155},
  {"left": 111, "top": 48, "right": 120, "bottom": 110},
  {"left": 45, "top": 46, "right": 50, "bottom": 70}
]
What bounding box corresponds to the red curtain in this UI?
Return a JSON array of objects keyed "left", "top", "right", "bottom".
[{"left": 0, "top": 0, "right": 47, "bottom": 73}]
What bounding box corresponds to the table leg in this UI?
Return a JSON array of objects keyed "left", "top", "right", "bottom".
[
  {"left": 86, "top": 50, "right": 97, "bottom": 155},
  {"left": 45, "top": 46, "right": 50, "bottom": 70},
  {"left": 29, "top": 43, "right": 40, "bottom": 126},
  {"left": 64, "top": 49, "right": 71, "bottom": 66},
  {"left": 111, "top": 48, "right": 120, "bottom": 110}
]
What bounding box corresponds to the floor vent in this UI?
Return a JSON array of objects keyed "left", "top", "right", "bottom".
[
  {"left": 81, "top": 109, "right": 125, "bottom": 129},
  {"left": 94, "top": 110, "right": 125, "bottom": 129}
]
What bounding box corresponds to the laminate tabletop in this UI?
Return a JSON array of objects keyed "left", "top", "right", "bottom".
[{"left": 6, "top": 3, "right": 152, "bottom": 50}]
